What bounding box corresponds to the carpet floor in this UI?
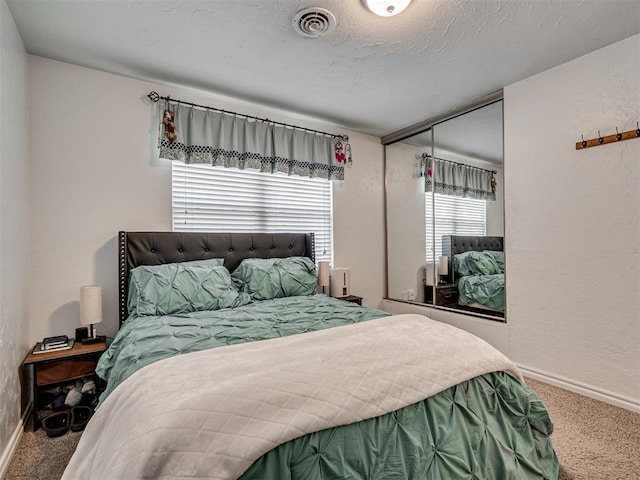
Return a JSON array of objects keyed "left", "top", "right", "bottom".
[
  {"left": 5, "top": 377, "right": 639, "bottom": 479},
  {"left": 525, "top": 378, "right": 640, "bottom": 480}
]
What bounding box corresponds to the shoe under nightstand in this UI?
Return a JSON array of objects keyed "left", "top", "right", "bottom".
[{"left": 22, "top": 338, "right": 107, "bottom": 431}]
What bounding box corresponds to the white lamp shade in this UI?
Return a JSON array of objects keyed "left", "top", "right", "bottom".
[
  {"left": 424, "top": 263, "right": 436, "bottom": 286},
  {"left": 318, "top": 261, "right": 330, "bottom": 287},
  {"left": 363, "top": 0, "right": 412, "bottom": 17},
  {"left": 80, "top": 285, "right": 103, "bottom": 326},
  {"left": 438, "top": 256, "right": 449, "bottom": 275}
]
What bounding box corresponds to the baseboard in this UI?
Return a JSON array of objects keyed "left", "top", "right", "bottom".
[
  {"left": 519, "top": 364, "right": 640, "bottom": 414},
  {"left": 0, "top": 420, "right": 23, "bottom": 479}
]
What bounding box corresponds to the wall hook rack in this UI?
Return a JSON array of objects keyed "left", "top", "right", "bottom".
[{"left": 576, "top": 124, "right": 640, "bottom": 150}]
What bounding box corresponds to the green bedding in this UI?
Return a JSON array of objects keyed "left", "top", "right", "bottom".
[
  {"left": 458, "top": 273, "right": 505, "bottom": 311},
  {"left": 96, "top": 294, "right": 389, "bottom": 404},
  {"left": 97, "top": 293, "right": 557, "bottom": 479},
  {"left": 241, "top": 372, "right": 558, "bottom": 480}
]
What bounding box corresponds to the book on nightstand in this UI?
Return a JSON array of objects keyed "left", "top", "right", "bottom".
[
  {"left": 42, "top": 334, "right": 68, "bottom": 347},
  {"left": 33, "top": 338, "right": 74, "bottom": 354}
]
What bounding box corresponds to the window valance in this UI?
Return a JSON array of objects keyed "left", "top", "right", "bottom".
[
  {"left": 423, "top": 154, "right": 496, "bottom": 201},
  {"left": 156, "top": 98, "right": 347, "bottom": 181}
]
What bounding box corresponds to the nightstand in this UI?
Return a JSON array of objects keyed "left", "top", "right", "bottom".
[
  {"left": 434, "top": 283, "right": 459, "bottom": 308},
  {"left": 338, "top": 295, "right": 363, "bottom": 306},
  {"left": 23, "top": 339, "right": 107, "bottom": 431}
]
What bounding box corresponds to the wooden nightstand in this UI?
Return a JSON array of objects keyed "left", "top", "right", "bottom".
[
  {"left": 338, "top": 295, "right": 363, "bottom": 306},
  {"left": 23, "top": 339, "right": 107, "bottom": 431}
]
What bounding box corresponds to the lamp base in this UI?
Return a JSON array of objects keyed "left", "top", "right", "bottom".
[{"left": 81, "top": 335, "right": 106, "bottom": 345}]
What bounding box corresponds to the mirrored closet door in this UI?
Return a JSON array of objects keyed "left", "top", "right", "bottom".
[{"left": 384, "top": 98, "right": 505, "bottom": 320}]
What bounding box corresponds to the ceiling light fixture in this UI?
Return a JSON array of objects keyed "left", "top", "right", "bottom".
[{"left": 362, "top": 0, "right": 412, "bottom": 17}]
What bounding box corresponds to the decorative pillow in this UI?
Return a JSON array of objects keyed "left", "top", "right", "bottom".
[
  {"left": 454, "top": 252, "right": 475, "bottom": 277},
  {"left": 483, "top": 250, "right": 505, "bottom": 273},
  {"left": 128, "top": 261, "right": 250, "bottom": 316},
  {"left": 454, "top": 251, "right": 502, "bottom": 276},
  {"left": 231, "top": 257, "right": 317, "bottom": 301},
  {"left": 466, "top": 251, "right": 501, "bottom": 275}
]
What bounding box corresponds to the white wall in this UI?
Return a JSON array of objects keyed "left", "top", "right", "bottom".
[
  {"left": 504, "top": 34, "right": 639, "bottom": 408},
  {"left": 27, "top": 56, "right": 385, "bottom": 341},
  {"left": 0, "top": 0, "right": 29, "bottom": 473},
  {"left": 385, "top": 34, "right": 640, "bottom": 411}
]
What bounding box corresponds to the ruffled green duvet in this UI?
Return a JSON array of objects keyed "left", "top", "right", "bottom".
[
  {"left": 458, "top": 273, "right": 505, "bottom": 311},
  {"left": 97, "top": 294, "right": 388, "bottom": 404},
  {"left": 241, "top": 372, "right": 558, "bottom": 480},
  {"left": 96, "top": 293, "right": 558, "bottom": 479}
]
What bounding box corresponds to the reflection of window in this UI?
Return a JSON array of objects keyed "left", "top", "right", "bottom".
[
  {"left": 425, "top": 193, "right": 486, "bottom": 259},
  {"left": 172, "top": 163, "right": 334, "bottom": 262}
]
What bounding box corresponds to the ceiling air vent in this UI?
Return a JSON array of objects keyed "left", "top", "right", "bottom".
[{"left": 293, "top": 7, "right": 336, "bottom": 38}]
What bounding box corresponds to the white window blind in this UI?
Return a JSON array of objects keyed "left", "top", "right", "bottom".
[
  {"left": 172, "top": 163, "right": 333, "bottom": 262},
  {"left": 425, "top": 193, "right": 486, "bottom": 259}
]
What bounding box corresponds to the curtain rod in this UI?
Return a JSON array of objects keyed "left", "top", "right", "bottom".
[
  {"left": 147, "top": 91, "right": 348, "bottom": 142},
  {"left": 422, "top": 153, "right": 497, "bottom": 175}
]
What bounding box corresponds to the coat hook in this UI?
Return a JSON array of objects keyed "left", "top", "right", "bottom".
[
  {"left": 581, "top": 135, "right": 587, "bottom": 148},
  {"left": 597, "top": 130, "right": 604, "bottom": 144},
  {"left": 616, "top": 127, "right": 622, "bottom": 141}
]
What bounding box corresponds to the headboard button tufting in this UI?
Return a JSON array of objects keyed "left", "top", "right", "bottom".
[{"left": 118, "top": 232, "right": 315, "bottom": 326}]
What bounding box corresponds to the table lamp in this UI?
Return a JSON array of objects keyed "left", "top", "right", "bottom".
[
  {"left": 438, "top": 256, "right": 449, "bottom": 283},
  {"left": 80, "top": 285, "right": 103, "bottom": 344},
  {"left": 318, "top": 261, "right": 330, "bottom": 295}
]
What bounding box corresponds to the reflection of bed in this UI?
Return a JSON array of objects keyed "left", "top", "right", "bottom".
[
  {"left": 63, "top": 231, "right": 557, "bottom": 479},
  {"left": 442, "top": 235, "right": 505, "bottom": 316}
]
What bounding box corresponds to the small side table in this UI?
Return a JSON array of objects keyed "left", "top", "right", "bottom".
[
  {"left": 23, "top": 339, "right": 107, "bottom": 431},
  {"left": 435, "top": 283, "right": 459, "bottom": 308},
  {"left": 424, "top": 283, "right": 459, "bottom": 307},
  {"left": 338, "top": 295, "right": 363, "bottom": 306}
]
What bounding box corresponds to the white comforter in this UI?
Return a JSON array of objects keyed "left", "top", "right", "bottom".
[{"left": 62, "top": 314, "right": 521, "bottom": 480}]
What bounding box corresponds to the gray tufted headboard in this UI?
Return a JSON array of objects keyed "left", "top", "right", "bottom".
[
  {"left": 441, "top": 235, "right": 503, "bottom": 283},
  {"left": 118, "top": 231, "right": 315, "bottom": 326}
]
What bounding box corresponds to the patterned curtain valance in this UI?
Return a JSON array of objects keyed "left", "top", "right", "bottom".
[
  {"left": 423, "top": 154, "right": 496, "bottom": 201},
  {"left": 156, "top": 99, "right": 347, "bottom": 181}
]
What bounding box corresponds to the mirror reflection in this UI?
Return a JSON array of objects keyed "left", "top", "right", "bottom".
[{"left": 385, "top": 100, "right": 505, "bottom": 320}]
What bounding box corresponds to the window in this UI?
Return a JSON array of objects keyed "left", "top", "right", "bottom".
[
  {"left": 425, "top": 193, "right": 486, "bottom": 259},
  {"left": 172, "top": 163, "right": 334, "bottom": 262}
]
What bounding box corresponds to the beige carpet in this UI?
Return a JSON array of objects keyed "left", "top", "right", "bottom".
[
  {"left": 4, "top": 427, "right": 81, "bottom": 480},
  {"left": 525, "top": 378, "right": 640, "bottom": 480},
  {"left": 5, "top": 378, "right": 639, "bottom": 479}
]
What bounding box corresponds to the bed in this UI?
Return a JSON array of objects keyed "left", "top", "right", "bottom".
[
  {"left": 63, "top": 231, "right": 557, "bottom": 480},
  {"left": 442, "top": 235, "right": 505, "bottom": 317}
]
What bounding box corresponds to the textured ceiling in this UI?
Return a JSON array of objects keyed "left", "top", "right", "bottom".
[{"left": 7, "top": 0, "right": 640, "bottom": 137}]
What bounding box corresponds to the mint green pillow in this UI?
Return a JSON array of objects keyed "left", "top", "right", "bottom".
[
  {"left": 455, "top": 251, "right": 502, "bottom": 276},
  {"left": 454, "top": 252, "right": 475, "bottom": 277},
  {"left": 483, "top": 250, "right": 505, "bottom": 273},
  {"left": 128, "top": 261, "right": 250, "bottom": 316},
  {"left": 466, "top": 251, "right": 501, "bottom": 275},
  {"left": 231, "top": 257, "right": 317, "bottom": 301}
]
